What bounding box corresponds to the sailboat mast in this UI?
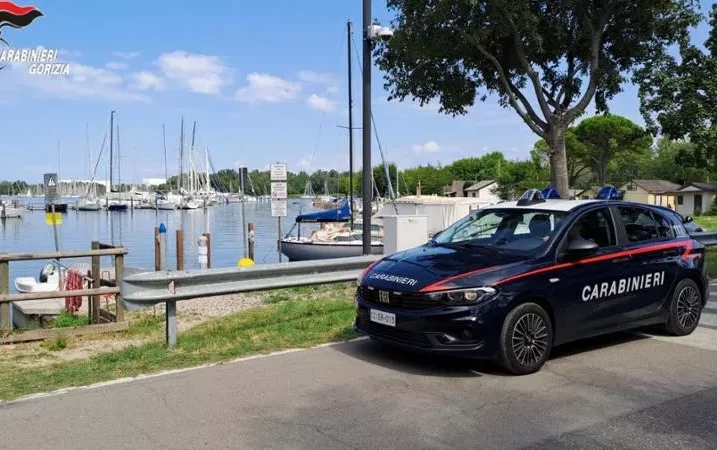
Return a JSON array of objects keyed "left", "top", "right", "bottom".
[
  {"left": 109, "top": 110, "right": 115, "bottom": 192},
  {"left": 205, "top": 147, "right": 210, "bottom": 193},
  {"left": 116, "top": 119, "right": 121, "bottom": 191},
  {"left": 190, "top": 121, "right": 197, "bottom": 193},
  {"left": 162, "top": 123, "right": 169, "bottom": 191},
  {"left": 347, "top": 20, "right": 355, "bottom": 228},
  {"left": 179, "top": 117, "right": 184, "bottom": 191}
]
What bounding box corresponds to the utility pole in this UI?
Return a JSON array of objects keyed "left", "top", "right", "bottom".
[
  {"left": 109, "top": 110, "right": 115, "bottom": 192},
  {"left": 362, "top": 0, "right": 372, "bottom": 255},
  {"left": 347, "top": 20, "right": 355, "bottom": 231}
]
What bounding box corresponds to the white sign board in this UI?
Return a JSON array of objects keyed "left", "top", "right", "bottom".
[
  {"left": 271, "top": 199, "right": 288, "bottom": 217},
  {"left": 270, "top": 163, "right": 287, "bottom": 182},
  {"left": 271, "top": 181, "right": 287, "bottom": 199}
]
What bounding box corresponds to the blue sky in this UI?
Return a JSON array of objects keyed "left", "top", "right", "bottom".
[{"left": 0, "top": 0, "right": 714, "bottom": 184}]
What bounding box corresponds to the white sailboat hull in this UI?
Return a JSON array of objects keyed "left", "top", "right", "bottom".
[{"left": 279, "top": 239, "right": 383, "bottom": 261}]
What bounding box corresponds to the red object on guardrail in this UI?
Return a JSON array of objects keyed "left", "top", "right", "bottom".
[{"left": 64, "top": 270, "right": 83, "bottom": 313}]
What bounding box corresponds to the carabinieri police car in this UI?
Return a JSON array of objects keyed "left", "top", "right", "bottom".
[{"left": 354, "top": 187, "right": 708, "bottom": 375}]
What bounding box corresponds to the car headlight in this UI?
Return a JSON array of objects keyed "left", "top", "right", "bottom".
[
  {"left": 426, "top": 287, "right": 497, "bottom": 305},
  {"left": 357, "top": 257, "right": 383, "bottom": 285}
]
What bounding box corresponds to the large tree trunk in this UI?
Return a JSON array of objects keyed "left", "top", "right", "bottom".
[{"left": 548, "top": 125, "right": 570, "bottom": 199}]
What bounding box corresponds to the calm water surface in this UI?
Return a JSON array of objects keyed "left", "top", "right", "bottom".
[{"left": 1, "top": 198, "right": 323, "bottom": 288}]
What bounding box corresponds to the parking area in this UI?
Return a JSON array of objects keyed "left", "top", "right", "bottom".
[{"left": 2, "top": 284, "right": 717, "bottom": 449}]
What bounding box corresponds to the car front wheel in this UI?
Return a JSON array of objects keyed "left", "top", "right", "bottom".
[
  {"left": 665, "top": 278, "right": 703, "bottom": 336},
  {"left": 498, "top": 302, "right": 553, "bottom": 375}
]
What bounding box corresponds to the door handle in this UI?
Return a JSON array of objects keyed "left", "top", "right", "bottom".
[{"left": 611, "top": 256, "right": 630, "bottom": 263}]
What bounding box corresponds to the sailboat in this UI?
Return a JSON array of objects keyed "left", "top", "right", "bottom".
[
  {"left": 280, "top": 20, "right": 383, "bottom": 261},
  {"left": 106, "top": 111, "right": 129, "bottom": 211},
  {"left": 156, "top": 123, "right": 178, "bottom": 210},
  {"left": 77, "top": 122, "right": 101, "bottom": 211}
]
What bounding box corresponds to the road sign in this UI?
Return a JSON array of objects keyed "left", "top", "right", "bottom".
[
  {"left": 43, "top": 173, "right": 58, "bottom": 204},
  {"left": 45, "top": 212, "right": 62, "bottom": 226},
  {"left": 271, "top": 199, "right": 288, "bottom": 217},
  {"left": 271, "top": 182, "right": 287, "bottom": 199},
  {"left": 270, "top": 163, "right": 287, "bottom": 182}
]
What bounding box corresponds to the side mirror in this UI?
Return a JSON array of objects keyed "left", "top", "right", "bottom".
[{"left": 566, "top": 236, "right": 599, "bottom": 257}]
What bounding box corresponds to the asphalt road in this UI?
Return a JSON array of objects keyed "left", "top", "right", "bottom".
[{"left": 2, "top": 285, "right": 717, "bottom": 449}]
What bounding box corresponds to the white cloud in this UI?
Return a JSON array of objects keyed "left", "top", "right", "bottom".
[
  {"left": 59, "top": 49, "right": 83, "bottom": 58},
  {"left": 106, "top": 61, "right": 128, "bottom": 71},
  {"left": 325, "top": 85, "right": 339, "bottom": 95},
  {"left": 235, "top": 73, "right": 301, "bottom": 103},
  {"left": 307, "top": 94, "right": 336, "bottom": 112},
  {"left": 1, "top": 61, "right": 149, "bottom": 102},
  {"left": 411, "top": 140, "right": 441, "bottom": 154},
  {"left": 298, "top": 70, "right": 334, "bottom": 85},
  {"left": 158, "top": 51, "right": 232, "bottom": 94},
  {"left": 113, "top": 51, "right": 139, "bottom": 59},
  {"left": 129, "top": 71, "right": 166, "bottom": 91}
]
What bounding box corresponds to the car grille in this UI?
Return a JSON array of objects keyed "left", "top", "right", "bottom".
[
  {"left": 356, "top": 317, "right": 432, "bottom": 347},
  {"left": 357, "top": 286, "right": 442, "bottom": 310}
]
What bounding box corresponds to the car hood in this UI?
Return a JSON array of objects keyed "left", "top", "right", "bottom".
[{"left": 362, "top": 244, "right": 526, "bottom": 293}]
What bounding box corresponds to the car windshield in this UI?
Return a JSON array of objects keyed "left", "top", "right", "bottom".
[{"left": 433, "top": 208, "right": 568, "bottom": 253}]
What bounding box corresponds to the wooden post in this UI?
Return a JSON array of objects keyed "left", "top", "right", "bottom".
[
  {"left": 0, "top": 260, "right": 9, "bottom": 332},
  {"left": 114, "top": 253, "right": 125, "bottom": 322},
  {"left": 248, "top": 223, "right": 255, "bottom": 260},
  {"left": 176, "top": 229, "right": 184, "bottom": 270},
  {"left": 91, "top": 241, "right": 101, "bottom": 324},
  {"left": 154, "top": 226, "right": 160, "bottom": 271},
  {"left": 203, "top": 232, "right": 212, "bottom": 268}
]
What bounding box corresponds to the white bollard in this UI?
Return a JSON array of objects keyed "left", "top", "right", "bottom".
[{"left": 198, "top": 235, "right": 208, "bottom": 269}]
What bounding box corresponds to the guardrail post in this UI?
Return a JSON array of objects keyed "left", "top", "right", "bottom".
[
  {"left": 115, "top": 253, "right": 125, "bottom": 322},
  {"left": 166, "top": 301, "right": 177, "bottom": 348},
  {"left": 91, "top": 241, "right": 101, "bottom": 324},
  {"left": 0, "top": 260, "right": 10, "bottom": 332}
]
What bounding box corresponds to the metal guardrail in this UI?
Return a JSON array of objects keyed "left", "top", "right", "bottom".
[
  {"left": 691, "top": 232, "right": 717, "bottom": 247},
  {"left": 121, "top": 255, "right": 380, "bottom": 347}
]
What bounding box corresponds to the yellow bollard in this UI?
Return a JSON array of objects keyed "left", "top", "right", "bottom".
[{"left": 237, "top": 258, "right": 255, "bottom": 267}]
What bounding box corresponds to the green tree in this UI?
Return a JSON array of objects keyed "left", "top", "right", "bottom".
[
  {"left": 376, "top": 0, "right": 699, "bottom": 199},
  {"left": 572, "top": 115, "right": 653, "bottom": 185},
  {"left": 637, "top": 4, "right": 717, "bottom": 172}
]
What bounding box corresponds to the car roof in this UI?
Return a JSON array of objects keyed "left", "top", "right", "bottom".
[{"left": 482, "top": 199, "right": 601, "bottom": 212}]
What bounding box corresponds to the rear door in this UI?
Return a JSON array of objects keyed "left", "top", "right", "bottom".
[{"left": 610, "top": 205, "right": 683, "bottom": 322}]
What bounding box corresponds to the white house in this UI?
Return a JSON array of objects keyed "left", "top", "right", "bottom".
[
  {"left": 464, "top": 180, "right": 500, "bottom": 204},
  {"left": 675, "top": 183, "right": 717, "bottom": 216}
]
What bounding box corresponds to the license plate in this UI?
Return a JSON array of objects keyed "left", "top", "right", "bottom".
[{"left": 370, "top": 309, "right": 396, "bottom": 327}]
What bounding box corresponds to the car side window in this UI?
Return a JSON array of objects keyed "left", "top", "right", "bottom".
[
  {"left": 564, "top": 208, "right": 616, "bottom": 249},
  {"left": 618, "top": 206, "right": 668, "bottom": 243},
  {"left": 652, "top": 211, "right": 677, "bottom": 239}
]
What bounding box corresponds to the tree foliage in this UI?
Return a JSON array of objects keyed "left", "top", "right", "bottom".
[
  {"left": 572, "top": 115, "right": 652, "bottom": 185},
  {"left": 376, "top": 0, "right": 700, "bottom": 198},
  {"left": 637, "top": 3, "right": 717, "bottom": 172}
]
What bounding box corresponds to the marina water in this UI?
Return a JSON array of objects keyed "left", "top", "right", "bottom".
[{"left": 0, "top": 198, "right": 322, "bottom": 291}]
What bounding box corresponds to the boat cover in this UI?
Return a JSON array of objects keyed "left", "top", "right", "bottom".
[{"left": 295, "top": 199, "right": 351, "bottom": 223}]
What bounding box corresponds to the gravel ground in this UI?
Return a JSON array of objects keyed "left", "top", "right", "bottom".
[{"left": 143, "top": 293, "right": 267, "bottom": 331}]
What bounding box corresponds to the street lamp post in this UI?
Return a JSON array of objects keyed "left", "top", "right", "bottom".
[
  {"left": 361, "top": 0, "right": 372, "bottom": 255},
  {"left": 361, "top": 0, "right": 393, "bottom": 255}
]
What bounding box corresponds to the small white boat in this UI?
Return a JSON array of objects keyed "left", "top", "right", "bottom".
[
  {"left": 77, "top": 197, "right": 101, "bottom": 211},
  {"left": 14, "top": 263, "right": 63, "bottom": 293},
  {"left": 280, "top": 237, "right": 383, "bottom": 261},
  {"left": 180, "top": 198, "right": 201, "bottom": 210},
  {"left": 157, "top": 198, "right": 177, "bottom": 210},
  {"left": 0, "top": 202, "right": 22, "bottom": 218}
]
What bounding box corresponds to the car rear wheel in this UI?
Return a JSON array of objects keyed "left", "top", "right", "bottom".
[
  {"left": 498, "top": 303, "right": 553, "bottom": 375},
  {"left": 664, "top": 278, "right": 703, "bottom": 336}
]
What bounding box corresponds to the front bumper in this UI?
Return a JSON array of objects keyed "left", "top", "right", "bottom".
[{"left": 354, "top": 294, "right": 502, "bottom": 358}]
